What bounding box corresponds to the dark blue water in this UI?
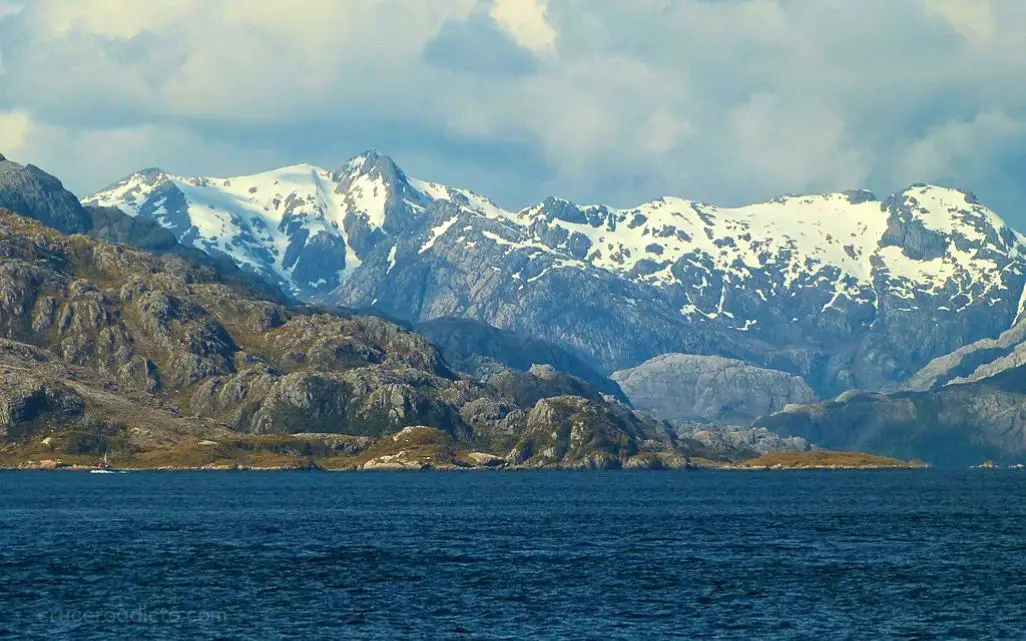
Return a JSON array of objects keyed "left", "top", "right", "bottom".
[{"left": 1, "top": 471, "right": 1024, "bottom": 640}]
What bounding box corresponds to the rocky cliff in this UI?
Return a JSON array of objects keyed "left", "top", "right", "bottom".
[
  {"left": 672, "top": 422, "right": 809, "bottom": 460},
  {"left": 0, "top": 154, "right": 92, "bottom": 234}
]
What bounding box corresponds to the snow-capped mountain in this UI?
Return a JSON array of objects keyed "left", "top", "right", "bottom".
[
  {"left": 88, "top": 152, "right": 455, "bottom": 297},
  {"left": 87, "top": 152, "right": 1026, "bottom": 396}
]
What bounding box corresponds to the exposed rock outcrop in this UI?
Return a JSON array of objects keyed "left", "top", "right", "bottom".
[
  {"left": 360, "top": 426, "right": 458, "bottom": 470},
  {"left": 673, "top": 422, "right": 809, "bottom": 459},
  {"left": 902, "top": 318, "right": 1026, "bottom": 391},
  {"left": 486, "top": 364, "right": 609, "bottom": 409}
]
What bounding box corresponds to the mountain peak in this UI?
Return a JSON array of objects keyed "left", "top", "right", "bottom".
[
  {"left": 334, "top": 150, "right": 405, "bottom": 183},
  {"left": 896, "top": 183, "right": 987, "bottom": 208},
  {"left": 330, "top": 151, "right": 434, "bottom": 225},
  {"left": 840, "top": 189, "right": 877, "bottom": 204},
  {"left": 135, "top": 167, "right": 170, "bottom": 180}
]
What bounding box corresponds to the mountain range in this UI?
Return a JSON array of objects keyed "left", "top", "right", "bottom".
[
  {"left": 88, "top": 151, "right": 1026, "bottom": 401},
  {"left": 6, "top": 149, "right": 1026, "bottom": 465}
]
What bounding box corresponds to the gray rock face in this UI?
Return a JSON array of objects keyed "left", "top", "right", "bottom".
[
  {"left": 611, "top": 354, "right": 816, "bottom": 425},
  {"left": 673, "top": 422, "right": 809, "bottom": 459},
  {"left": 0, "top": 155, "right": 92, "bottom": 233},
  {"left": 486, "top": 364, "right": 608, "bottom": 409},
  {"left": 902, "top": 319, "right": 1026, "bottom": 392},
  {"left": 0, "top": 377, "right": 84, "bottom": 438}
]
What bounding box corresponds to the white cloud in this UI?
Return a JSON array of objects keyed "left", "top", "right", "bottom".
[
  {"left": 490, "top": 0, "right": 557, "bottom": 55},
  {"left": 898, "top": 111, "right": 1026, "bottom": 181},
  {"left": 726, "top": 93, "right": 870, "bottom": 195},
  {"left": 924, "top": 0, "right": 997, "bottom": 43},
  {"left": 0, "top": 1, "right": 22, "bottom": 18},
  {"left": 0, "top": 110, "right": 280, "bottom": 196},
  {"left": 0, "top": 109, "right": 31, "bottom": 154}
]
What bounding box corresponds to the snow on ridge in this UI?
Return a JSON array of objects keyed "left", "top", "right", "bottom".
[
  {"left": 513, "top": 186, "right": 1022, "bottom": 289},
  {"left": 896, "top": 184, "right": 1022, "bottom": 249},
  {"left": 86, "top": 152, "right": 1025, "bottom": 313},
  {"left": 408, "top": 177, "right": 451, "bottom": 202},
  {"left": 508, "top": 190, "right": 891, "bottom": 290}
]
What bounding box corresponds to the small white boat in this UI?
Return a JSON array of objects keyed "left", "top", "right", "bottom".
[{"left": 90, "top": 453, "right": 126, "bottom": 474}]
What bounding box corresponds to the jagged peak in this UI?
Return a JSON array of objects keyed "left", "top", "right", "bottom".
[
  {"left": 135, "top": 167, "right": 171, "bottom": 179},
  {"left": 332, "top": 150, "right": 407, "bottom": 184},
  {"left": 90, "top": 167, "right": 173, "bottom": 197}
]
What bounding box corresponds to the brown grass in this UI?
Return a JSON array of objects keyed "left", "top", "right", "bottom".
[{"left": 738, "top": 450, "right": 926, "bottom": 469}]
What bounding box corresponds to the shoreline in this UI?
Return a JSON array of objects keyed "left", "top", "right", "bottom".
[
  {"left": 0, "top": 447, "right": 930, "bottom": 473},
  {"left": 0, "top": 463, "right": 932, "bottom": 472}
]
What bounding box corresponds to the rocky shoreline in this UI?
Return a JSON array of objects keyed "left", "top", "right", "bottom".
[{"left": 0, "top": 448, "right": 927, "bottom": 472}]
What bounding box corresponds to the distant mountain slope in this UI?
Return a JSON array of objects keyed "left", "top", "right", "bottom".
[
  {"left": 901, "top": 318, "right": 1026, "bottom": 392},
  {"left": 90, "top": 152, "right": 1026, "bottom": 396},
  {"left": 0, "top": 154, "right": 291, "bottom": 303},
  {"left": 757, "top": 365, "right": 1026, "bottom": 468},
  {"left": 86, "top": 153, "right": 467, "bottom": 299}
]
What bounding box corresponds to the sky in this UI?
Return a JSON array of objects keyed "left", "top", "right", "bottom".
[{"left": 1, "top": 0, "right": 1025, "bottom": 225}]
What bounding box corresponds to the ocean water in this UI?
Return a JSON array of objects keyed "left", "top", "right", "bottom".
[{"left": 0, "top": 470, "right": 1024, "bottom": 640}]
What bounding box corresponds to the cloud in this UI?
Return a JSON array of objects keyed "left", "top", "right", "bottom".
[
  {"left": 1, "top": 0, "right": 1026, "bottom": 224},
  {"left": 489, "top": 0, "right": 557, "bottom": 55},
  {"left": 424, "top": 8, "right": 539, "bottom": 76},
  {"left": 924, "top": 0, "right": 997, "bottom": 43},
  {"left": 726, "top": 93, "right": 870, "bottom": 195},
  {"left": 0, "top": 1, "right": 22, "bottom": 18},
  {"left": 0, "top": 109, "right": 31, "bottom": 153},
  {"left": 0, "top": 109, "right": 284, "bottom": 196}
]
